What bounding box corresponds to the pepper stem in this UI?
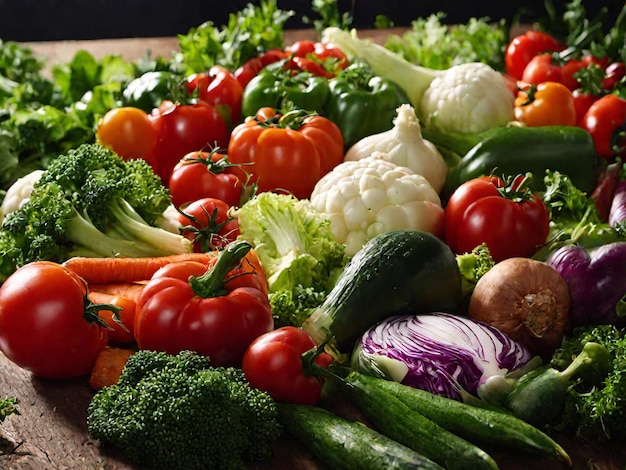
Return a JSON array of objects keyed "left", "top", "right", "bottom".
[{"left": 188, "top": 240, "right": 252, "bottom": 298}]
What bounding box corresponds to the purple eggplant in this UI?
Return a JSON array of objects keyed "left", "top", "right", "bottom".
[{"left": 547, "top": 243, "right": 626, "bottom": 326}]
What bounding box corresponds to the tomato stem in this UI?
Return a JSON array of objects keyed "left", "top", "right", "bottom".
[
  {"left": 83, "top": 294, "right": 123, "bottom": 330},
  {"left": 188, "top": 240, "right": 252, "bottom": 298}
]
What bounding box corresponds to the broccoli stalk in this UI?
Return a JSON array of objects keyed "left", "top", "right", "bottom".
[
  {"left": 234, "top": 192, "right": 348, "bottom": 327},
  {"left": 87, "top": 350, "right": 282, "bottom": 470},
  {"left": 0, "top": 143, "right": 192, "bottom": 279}
]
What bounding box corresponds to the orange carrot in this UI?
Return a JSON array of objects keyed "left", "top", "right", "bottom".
[
  {"left": 89, "top": 346, "right": 136, "bottom": 391},
  {"left": 88, "top": 282, "right": 147, "bottom": 304},
  {"left": 63, "top": 252, "right": 218, "bottom": 284},
  {"left": 88, "top": 291, "right": 137, "bottom": 344}
]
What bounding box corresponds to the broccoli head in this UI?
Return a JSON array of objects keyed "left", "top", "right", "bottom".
[
  {"left": 456, "top": 242, "right": 495, "bottom": 302},
  {"left": 0, "top": 143, "right": 191, "bottom": 279},
  {"left": 87, "top": 350, "right": 282, "bottom": 470}
]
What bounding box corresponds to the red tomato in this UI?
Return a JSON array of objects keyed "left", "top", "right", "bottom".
[
  {"left": 444, "top": 176, "right": 550, "bottom": 262},
  {"left": 242, "top": 326, "right": 333, "bottom": 405},
  {"left": 572, "top": 88, "right": 598, "bottom": 126},
  {"left": 580, "top": 94, "right": 626, "bottom": 160},
  {"left": 177, "top": 197, "right": 240, "bottom": 252},
  {"left": 228, "top": 108, "right": 344, "bottom": 199},
  {"left": 168, "top": 150, "right": 249, "bottom": 208},
  {"left": 602, "top": 62, "right": 625, "bottom": 91},
  {"left": 96, "top": 106, "right": 157, "bottom": 161},
  {"left": 0, "top": 262, "right": 108, "bottom": 379},
  {"left": 505, "top": 31, "right": 564, "bottom": 80},
  {"left": 234, "top": 49, "right": 287, "bottom": 88},
  {"left": 286, "top": 40, "right": 349, "bottom": 78},
  {"left": 135, "top": 241, "right": 273, "bottom": 367},
  {"left": 514, "top": 81, "right": 576, "bottom": 127},
  {"left": 146, "top": 100, "right": 230, "bottom": 186},
  {"left": 559, "top": 58, "right": 585, "bottom": 90},
  {"left": 521, "top": 53, "right": 563, "bottom": 86},
  {"left": 186, "top": 65, "right": 244, "bottom": 128}
]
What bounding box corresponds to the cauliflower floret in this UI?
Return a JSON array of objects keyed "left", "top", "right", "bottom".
[
  {"left": 310, "top": 154, "right": 444, "bottom": 256},
  {"left": 0, "top": 169, "right": 45, "bottom": 222},
  {"left": 421, "top": 62, "right": 514, "bottom": 134}
]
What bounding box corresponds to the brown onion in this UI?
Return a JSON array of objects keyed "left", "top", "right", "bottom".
[{"left": 467, "top": 257, "right": 570, "bottom": 357}]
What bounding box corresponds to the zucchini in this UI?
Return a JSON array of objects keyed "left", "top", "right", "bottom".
[
  {"left": 369, "top": 375, "right": 572, "bottom": 465},
  {"left": 277, "top": 404, "right": 444, "bottom": 470},
  {"left": 325, "top": 369, "right": 499, "bottom": 470},
  {"left": 302, "top": 229, "right": 462, "bottom": 351}
]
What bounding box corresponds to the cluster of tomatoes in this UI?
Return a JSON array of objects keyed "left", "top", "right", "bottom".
[
  {"left": 505, "top": 29, "right": 626, "bottom": 160},
  {"left": 97, "top": 39, "right": 348, "bottom": 253}
]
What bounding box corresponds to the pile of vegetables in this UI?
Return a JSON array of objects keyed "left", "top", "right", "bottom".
[{"left": 1, "top": 0, "right": 626, "bottom": 469}]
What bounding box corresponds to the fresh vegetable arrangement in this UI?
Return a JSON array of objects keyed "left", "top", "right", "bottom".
[{"left": 2, "top": 0, "right": 626, "bottom": 469}]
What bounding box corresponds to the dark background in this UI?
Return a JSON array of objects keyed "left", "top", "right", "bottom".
[{"left": 0, "top": 0, "right": 622, "bottom": 42}]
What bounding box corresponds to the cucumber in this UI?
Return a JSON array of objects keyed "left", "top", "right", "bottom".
[
  {"left": 302, "top": 229, "right": 462, "bottom": 351},
  {"left": 369, "top": 375, "right": 572, "bottom": 465},
  {"left": 277, "top": 404, "right": 444, "bottom": 470},
  {"left": 326, "top": 369, "right": 499, "bottom": 470}
]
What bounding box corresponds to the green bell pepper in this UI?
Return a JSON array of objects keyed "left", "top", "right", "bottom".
[
  {"left": 122, "top": 71, "right": 180, "bottom": 112},
  {"left": 323, "top": 63, "right": 410, "bottom": 150},
  {"left": 241, "top": 68, "right": 329, "bottom": 118},
  {"left": 422, "top": 125, "right": 600, "bottom": 201}
]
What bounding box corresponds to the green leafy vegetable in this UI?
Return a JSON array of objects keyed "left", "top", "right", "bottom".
[
  {"left": 456, "top": 242, "right": 495, "bottom": 303},
  {"left": 385, "top": 13, "right": 508, "bottom": 71},
  {"left": 176, "top": 0, "right": 295, "bottom": 74},
  {"left": 550, "top": 325, "right": 626, "bottom": 442},
  {"left": 234, "top": 192, "right": 347, "bottom": 327}
]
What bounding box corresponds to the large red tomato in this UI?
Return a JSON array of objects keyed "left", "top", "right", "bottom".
[
  {"left": 580, "top": 94, "right": 626, "bottom": 160},
  {"left": 146, "top": 100, "right": 230, "bottom": 186},
  {"left": 444, "top": 176, "right": 550, "bottom": 262},
  {"left": 0, "top": 262, "right": 108, "bottom": 379},
  {"left": 227, "top": 107, "right": 344, "bottom": 199}
]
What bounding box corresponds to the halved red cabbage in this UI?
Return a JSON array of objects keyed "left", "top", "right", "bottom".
[{"left": 352, "top": 313, "right": 537, "bottom": 401}]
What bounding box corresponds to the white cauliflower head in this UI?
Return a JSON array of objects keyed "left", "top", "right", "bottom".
[
  {"left": 420, "top": 62, "right": 514, "bottom": 134},
  {"left": 310, "top": 155, "right": 445, "bottom": 256}
]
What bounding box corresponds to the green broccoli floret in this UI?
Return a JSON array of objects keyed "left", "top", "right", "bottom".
[
  {"left": 550, "top": 325, "right": 626, "bottom": 442},
  {"left": 0, "top": 143, "right": 192, "bottom": 279},
  {"left": 87, "top": 350, "right": 282, "bottom": 470},
  {"left": 270, "top": 285, "right": 328, "bottom": 328},
  {"left": 456, "top": 242, "right": 495, "bottom": 301}
]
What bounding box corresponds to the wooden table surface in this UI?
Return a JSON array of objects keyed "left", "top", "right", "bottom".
[{"left": 2, "top": 28, "right": 626, "bottom": 470}]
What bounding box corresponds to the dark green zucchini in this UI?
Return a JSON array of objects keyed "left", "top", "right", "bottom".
[
  {"left": 324, "top": 369, "right": 499, "bottom": 470},
  {"left": 422, "top": 125, "right": 599, "bottom": 200},
  {"left": 369, "top": 375, "right": 571, "bottom": 464},
  {"left": 302, "top": 229, "right": 462, "bottom": 351},
  {"left": 277, "top": 404, "right": 444, "bottom": 470}
]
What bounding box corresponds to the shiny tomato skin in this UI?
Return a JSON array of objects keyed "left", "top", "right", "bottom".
[
  {"left": 177, "top": 197, "right": 240, "bottom": 252},
  {"left": 444, "top": 177, "right": 550, "bottom": 262},
  {"left": 228, "top": 108, "right": 343, "bottom": 199},
  {"left": 97, "top": 106, "right": 157, "bottom": 161},
  {"left": 0, "top": 262, "right": 108, "bottom": 379},
  {"left": 168, "top": 151, "right": 246, "bottom": 208},
  {"left": 186, "top": 66, "right": 244, "bottom": 128},
  {"left": 136, "top": 261, "right": 273, "bottom": 367},
  {"left": 242, "top": 326, "right": 333, "bottom": 405},
  {"left": 521, "top": 53, "right": 563, "bottom": 86},
  {"left": 444, "top": 176, "right": 502, "bottom": 253},
  {"left": 146, "top": 100, "right": 230, "bottom": 186},
  {"left": 572, "top": 89, "right": 598, "bottom": 126},
  {"left": 581, "top": 94, "right": 626, "bottom": 160},
  {"left": 505, "top": 31, "right": 563, "bottom": 80}
]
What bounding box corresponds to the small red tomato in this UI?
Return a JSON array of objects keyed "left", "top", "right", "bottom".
[
  {"left": 580, "top": 94, "right": 626, "bottom": 160},
  {"left": 505, "top": 31, "right": 564, "bottom": 80},
  {"left": 177, "top": 197, "right": 240, "bottom": 252},
  {"left": 242, "top": 326, "right": 333, "bottom": 405}
]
